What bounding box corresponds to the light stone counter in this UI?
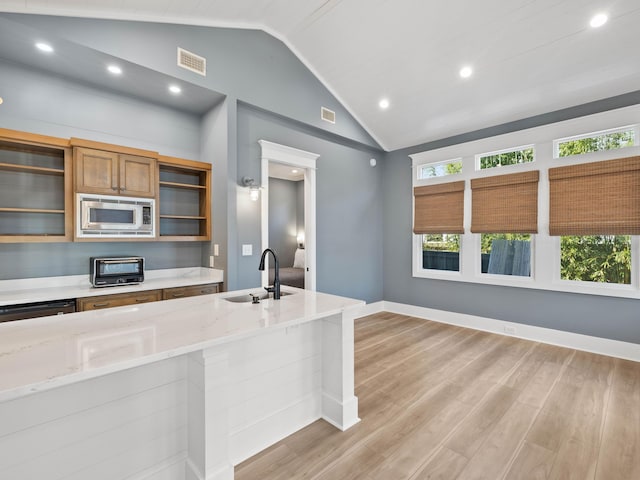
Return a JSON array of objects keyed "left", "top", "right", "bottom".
[
  {"left": 0, "top": 287, "right": 364, "bottom": 480},
  {"left": 0, "top": 267, "right": 224, "bottom": 307}
]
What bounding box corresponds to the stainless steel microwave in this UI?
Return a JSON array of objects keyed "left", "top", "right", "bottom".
[{"left": 77, "top": 193, "right": 155, "bottom": 238}]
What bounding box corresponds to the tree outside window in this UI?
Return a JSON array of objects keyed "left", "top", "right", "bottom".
[{"left": 560, "top": 235, "right": 631, "bottom": 284}]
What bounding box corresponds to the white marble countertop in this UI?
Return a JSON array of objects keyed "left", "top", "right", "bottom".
[
  {"left": 0, "top": 287, "right": 364, "bottom": 402},
  {"left": 0, "top": 267, "right": 224, "bottom": 307}
]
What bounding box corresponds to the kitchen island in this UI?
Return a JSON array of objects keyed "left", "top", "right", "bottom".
[{"left": 0, "top": 287, "right": 363, "bottom": 480}]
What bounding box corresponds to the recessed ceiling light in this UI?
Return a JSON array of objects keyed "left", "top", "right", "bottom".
[
  {"left": 590, "top": 13, "right": 608, "bottom": 28},
  {"left": 379, "top": 98, "right": 390, "bottom": 109},
  {"left": 107, "top": 65, "right": 122, "bottom": 75},
  {"left": 291, "top": 169, "right": 298, "bottom": 174},
  {"left": 168, "top": 85, "right": 182, "bottom": 94},
  {"left": 0, "top": 97, "right": 3, "bottom": 105},
  {"left": 459, "top": 66, "right": 473, "bottom": 78},
  {"left": 35, "top": 42, "right": 54, "bottom": 53}
]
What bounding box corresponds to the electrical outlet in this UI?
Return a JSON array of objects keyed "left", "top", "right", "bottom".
[
  {"left": 209, "top": 255, "right": 214, "bottom": 268},
  {"left": 504, "top": 325, "right": 516, "bottom": 335},
  {"left": 214, "top": 244, "right": 219, "bottom": 256},
  {"left": 242, "top": 244, "right": 252, "bottom": 256}
]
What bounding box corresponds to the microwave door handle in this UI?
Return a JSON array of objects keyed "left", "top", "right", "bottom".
[{"left": 85, "top": 207, "right": 92, "bottom": 229}]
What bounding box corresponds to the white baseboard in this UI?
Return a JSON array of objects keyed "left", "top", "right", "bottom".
[
  {"left": 382, "top": 301, "right": 640, "bottom": 363},
  {"left": 354, "top": 301, "right": 385, "bottom": 318}
]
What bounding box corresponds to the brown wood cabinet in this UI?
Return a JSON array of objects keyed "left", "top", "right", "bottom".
[
  {"left": 74, "top": 147, "right": 156, "bottom": 198},
  {"left": 77, "top": 283, "right": 222, "bottom": 311},
  {"left": 162, "top": 283, "right": 220, "bottom": 300},
  {"left": 0, "top": 129, "right": 211, "bottom": 243},
  {"left": 77, "top": 289, "right": 162, "bottom": 311},
  {"left": 0, "top": 128, "right": 73, "bottom": 243}
]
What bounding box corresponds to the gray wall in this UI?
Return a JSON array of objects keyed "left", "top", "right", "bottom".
[
  {"left": 0, "top": 60, "right": 205, "bottom": 280},
  {"left": 268, "top": 178, "right": 301, "bottom": 267},
  {"left": 3, "top": 13, "right": 380, "bottom": 150},
  {"left": 0, "top": 60, "right": 201, "bottom": 159},
  {"left": 382, "top": 96, "right": 640, "bottom": 344},
  {"left": 236, "top": 104, "right": 384, "bottom": 303}
]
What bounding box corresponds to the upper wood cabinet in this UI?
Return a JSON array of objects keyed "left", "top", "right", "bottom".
[
  {"left": 0, "top": 128, "right": 73, "bottom": 243},
  {"left": 74, "top": 147, "right": 156, "bottom": 198}
]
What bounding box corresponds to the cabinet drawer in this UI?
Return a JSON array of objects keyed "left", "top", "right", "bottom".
[
  {"left": 162, "top": 283, "right": 220, "bottom": 300},
  {"left": 77, "top": 289, "right": 162, "bottom": 311}
]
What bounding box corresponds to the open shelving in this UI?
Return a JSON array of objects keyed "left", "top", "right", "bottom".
[
  {"left": 158, "top": 157, "right": 211, "bottom": 241},
  {"left": 0, "top": 130, "right": 72, "bottom": 242}
]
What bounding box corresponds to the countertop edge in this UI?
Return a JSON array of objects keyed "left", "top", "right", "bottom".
[{"left": 0, "top": 293, "right": 365, "bottom": 402}]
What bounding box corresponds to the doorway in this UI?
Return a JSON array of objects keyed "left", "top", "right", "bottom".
[{"left": 259, "top": 140, "right": 318, "bottom": 291}]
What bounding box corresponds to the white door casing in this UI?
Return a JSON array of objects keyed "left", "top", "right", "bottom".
[{"left": 259, "top": 140, "right": 318, "bottom": 291}]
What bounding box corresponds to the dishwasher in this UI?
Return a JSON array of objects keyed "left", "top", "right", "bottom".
[{"left": 0, "top": 299, "right": 76, "bottom": 323}]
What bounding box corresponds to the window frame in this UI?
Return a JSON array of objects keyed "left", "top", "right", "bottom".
[
  {"left": 553, "top": 124, "right": 639, "bottom": 159},
  {"left": 418, "top": 233, "right": 463, "bottom": 274},
  {"left": 417, "top": 157, "right": 463, "bottom": 180},
  {"left": 409, "top": 106, "right": 640, "bottom": 299},
  {"left": 475, "top": 144, "right": 535, "bottom": 171},
  {"left": 477, "top": 233, "right": 535, "bottom": 279}
]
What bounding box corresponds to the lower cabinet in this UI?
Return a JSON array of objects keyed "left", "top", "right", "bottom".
[
  {"left": 162, "top": 283, "right": 220, "bottom": 300},
  {"left": 77, "top": 283, "right": 222, "bottom": 311},
  {"left": 77, "top": 290, "right": 162, "bottom": 311}
]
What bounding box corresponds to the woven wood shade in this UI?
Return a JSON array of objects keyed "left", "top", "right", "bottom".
[
  {"left": 471, "top": 170, "right": 539, "bottom": 233},
  {"left": 413, "top": 180, "right": 465, "bottom": 234},
  {"left": 549, "top": 156, "right": 640, "bottom": 236}
]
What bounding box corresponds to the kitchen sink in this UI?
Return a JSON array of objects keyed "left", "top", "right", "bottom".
[{"left": 223, "top": 291, "right": 294, "bottom": 303}]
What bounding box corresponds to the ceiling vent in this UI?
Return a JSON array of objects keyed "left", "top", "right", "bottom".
[
  {"left": 321, "top": 107, "right": 336, "bottom": 124},
  {"left": 177, "top": 47, "right": 206, "bottom": 76}
]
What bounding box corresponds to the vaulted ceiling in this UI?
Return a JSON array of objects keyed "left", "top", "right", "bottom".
[{"left": 3, "top": 0, "right": 640, "bottom": 151}]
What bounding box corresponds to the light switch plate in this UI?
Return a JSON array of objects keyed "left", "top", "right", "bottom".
[
  {"left": 242, "top": 244, "right": 252, "bottom": 256},
  {"left": 209, "top": 256, "right": 214, "bottom": 268},
  {"left": 214, "top": 244, "right": 219, "bottom": 256}
]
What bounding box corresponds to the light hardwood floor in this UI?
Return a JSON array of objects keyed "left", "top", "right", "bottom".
[{"left": 235, "top": 312, "right": 640, "bottom": 480}]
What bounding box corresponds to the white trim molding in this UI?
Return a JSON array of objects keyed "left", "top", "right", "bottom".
[
  {"left": 378, "top": 302, "right": 640, "bottom": 363},
  {"left": 259, "top": 140, "right": 319, "bottom": 291}
]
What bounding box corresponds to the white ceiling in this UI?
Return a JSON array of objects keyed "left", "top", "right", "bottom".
[
  {"left": 269, "top": 162, "right": 304, "bottom": 182},
  {"left": 3, "top": 0, "right": 640, "bottom": 151}
]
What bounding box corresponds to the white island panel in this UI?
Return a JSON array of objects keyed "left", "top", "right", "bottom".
[{"left": 0, "top": 288, "right": 363, "bottom": 480}]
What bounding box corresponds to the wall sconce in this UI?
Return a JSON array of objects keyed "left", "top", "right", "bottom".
[
  {"left": 297, "top": 233, "right": 305, "bottom": 248},
  {"left": 242, "top": 176, "right": 260, "bottom": 201}
]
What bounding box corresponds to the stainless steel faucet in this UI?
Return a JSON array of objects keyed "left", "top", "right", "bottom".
[{"left": 258, "top": 248, "right": 281, "bottom": 300}]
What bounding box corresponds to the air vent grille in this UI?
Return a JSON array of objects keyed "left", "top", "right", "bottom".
[
  {"left": 177, "top": 47, "right": 206, "bottom": 76},
  {"left": 321, "top": 107, "right": 336, "bottom": 124}
]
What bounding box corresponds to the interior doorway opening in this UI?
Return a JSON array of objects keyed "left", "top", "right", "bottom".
[{"left": 259, "top": 140, "right": 318, "bottom": 291}]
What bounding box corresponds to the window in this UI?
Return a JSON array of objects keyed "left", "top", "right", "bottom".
[
  {"left": 560, "top": 235, "right": 631, "bottom": 284},
  {"left": 555, "top": 126, "right": 636, "bottom": 158},
  {"left": 481, "top": 234, "right": 531, "bottom": 276},
  {"left": 477, "top": 146, "right": 534, "bottom": 170},
  {"left": 418, "top": 159, "right": 463, "bottom": 179},
  {"left": 422, "top": 234, "right": 460, "bottom": 272},
  {"left": 411, "top": 104, "right": 640, "bottom": 298}
]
